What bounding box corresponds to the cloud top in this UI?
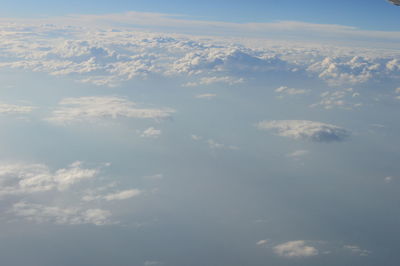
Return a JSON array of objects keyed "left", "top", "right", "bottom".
[
  {"left": 273, "top": 240, "right": 318, "bottom": 258},
  {"left": 47, "top": 96, "right": 175, "bottom": 125},
  {"left": 257, "top": 120, "right": 350, "bottom": 142}
]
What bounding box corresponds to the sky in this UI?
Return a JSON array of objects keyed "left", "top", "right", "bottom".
[{"left": 0, "top": 1, "right": 400, "bottom": 266}]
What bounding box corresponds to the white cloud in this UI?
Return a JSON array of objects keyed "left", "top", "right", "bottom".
[
  {"left": 195, "top": 93, "right": 217, "bottom": 99},
  {"left": 83, "top": 188, "right": 142, "bottom": 202},
  {"left": 343, "top": 245, "right": 371, "bottom": 256},
  {"left": 8, "top": 12, "right": 400, "bottom": 46},
  {"left": 184, "top": 76, "right": 243, "bottom": 87},
  {"left": 0, "top": 21, "right": 399, "bottom": 90},
  {"left": 47, "top": 96, "right": 175, "bottom": 125},
  {"left": 104, "top": 189, "right": 142, "bottom": 201},
  {"left": 11, "top": 202, "right": 112, "bottom": 226},
  {"left": 207, "top": 139, "right": 239, "bottom": 150},
  {"left": 191, "top": 134, "right": 203, "bottom": 141},
  {"left": 275, "top": 86, "right": 308, "bottom": 96},
  {"left": 0, "top": 161, "right": 98, "bottom": 196},
  {"left": 140, "top": 127, "right": 162, "bottom": 138},
  {"left": 191, "top": 135, "right": 239, "bottom": 150},
  {"left": 273, "top": 241, "right": 318, "bottom": 258},
  {"left": 256, "top": 239, "right": 269, "bottom": 246},
  {"left": 257, "top": 120, "right": 350, "bottom": 142},
  {"left": 0, "top": 103, "right": 35, "bottom": 115},
  {"left": 310, "top": 88, "right": 362, "bottom": 110},
  {"left": 287, "top": 150, "right": 309, "bottom": 158}
]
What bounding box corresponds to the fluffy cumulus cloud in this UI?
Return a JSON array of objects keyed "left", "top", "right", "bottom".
[
  {"left": 47, "top": 96, "right": 175, "bottom": 125},
  {"left": 0, "top": 21, "right": 399, "bottom": 89},
  {"left": 257, "top": 120, "right": 350, "bottom": 142},
  {"left": 0, "top": 161, "right": 97, "bottom": 195},
  {"left": 273, "top": 241, "right": 319, "bottom": 258},
  {"left": 0, "top": 161, "right": 142, "bottom": 226}
]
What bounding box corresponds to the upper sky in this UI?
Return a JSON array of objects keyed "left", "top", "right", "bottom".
[{"left": 2, "top": 0, "right": 400, "bottom": 31}]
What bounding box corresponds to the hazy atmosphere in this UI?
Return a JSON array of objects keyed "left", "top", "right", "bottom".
[{"left": 0, "top": 1, "right": 400, "bottom": 265}]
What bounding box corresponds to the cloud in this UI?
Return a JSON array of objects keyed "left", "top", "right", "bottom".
[
  {"left": 184, "top": 76, "right": 243, "bottom": 87},
  {"left": 82, "top": 189, "right": 142, "bottom": 202},
  {"left": 9, "top": 11, "right": 400, "bottom": 46},
  {"left": 195, "top": 93, "right": 217, "bottom": 99},
  {"left": 0, "top": 21, "right": 399, "bottom": 90},
  {"left": 273, "top": 241, "right": 318, "bottom": 258},
  {"left": 310, "top": 88, "right": 362, "bottom": 110},
  {"left": 140, "top": 127, "right": 162, "bottom": 138},
  {"left": 0, "top": 161, "right": 98, "bottom": 195},
  {"left": 0, "top": 103, "right": 35, "bottom": 115},
  {"left": 343, "top": 245, "right": 371, "bottom": 256},
  {"left": 287, "top": 150, "right": 309, "bottom": 158},
  {"left": 47, "top": 96, "right": 175, "bottom": 125},
  {"left": 104, "top": 189, "right": 142, "bottom": 201},
  {"left": 191, "top": 134, "right": 239, "bottom": 150},
  {"left": 385, "top": 176, "right": 393, "bottom": 183},
  {"left": 257, "top": 120, "right": 350, "bottom": 142},
  {"left": 207, "top": 139, "right": 239, "bottom": 150},
  {"left": 275, "top": 86, "right": 308, "bottom": 96},
  {"left": 256, "top": 240, "right": 269, "bottom": 246},
  {"left": 11, "top": 202, "right": 112, "bottom": 226}
]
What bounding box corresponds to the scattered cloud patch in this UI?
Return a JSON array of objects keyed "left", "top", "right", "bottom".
[
  {"left": 257, "top": 239, "right": 269, "bottom": 246},
  {"left": 195, "top": 93, "right": 217, "bottom": 99},
  {"left": 0, "top": 161, "right": 98, "bottom": 196},
  {"left": 11, "top": 202, "right": 112, "bottom": 226},
  {"left": 83, "top": 188, "right": 142, "bottom": 202},
  {"left": 104, "top": 189, "right": 142, "bottom": 201},
  {"left": 0, "top": 103, "right": 35, "bottom": 115},
  {"left": 275, "top": 86, "right": 308, "bottom": 96},
  {"left": 343, "top": 245, "right": 371, "bottom": 256},
  {"left": 287, "top": 150, "right": 309, "bottom": 158},
  {"left": 47, "top": 96, "right": 175, "bottom": 125},
  {"left": 184, "top": 76, "right": 243, "bottom": 87},
  {"left": 273, "top": 241, "right": 319, "bottom": 258},
  {"left": 257, "top": 120, "right": 350, "bottom": 142},
  {"left": 310, "top": 88, "right": 362, "bottom": 110},
  {"left": 191, "top": 135, "right": 239, "bottom": 150},
  {"left": 140, "top": 127, "right": 162, "bottom": 138}
]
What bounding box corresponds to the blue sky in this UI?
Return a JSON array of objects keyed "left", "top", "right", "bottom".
[
  {"left": 2, "top": 0, "right": 400, "bottom": 30},
  {"left": 1, "top": 2, "right": 400, "bottom": 266}
]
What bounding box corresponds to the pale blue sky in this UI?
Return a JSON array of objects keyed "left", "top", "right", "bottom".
[{"left": 1, "top": 0, "right": 400, "bottom": 31}]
